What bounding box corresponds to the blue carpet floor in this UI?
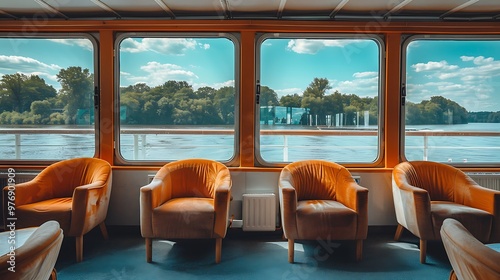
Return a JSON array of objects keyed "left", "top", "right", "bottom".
[{"left": 55, "top": 227, "right": 452, "bottom": 280}]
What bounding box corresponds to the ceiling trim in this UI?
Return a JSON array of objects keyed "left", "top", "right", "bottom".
[
  {"left": 440, "top": 0, "right": 480, "bottom": 18},
  {"left": 330, "top": 0, "right": 350, "bottom": 19},
  {"left": 383, "top": 0, "right": 414, "bottom": 18},
  {"left": 90, "top": 0, "right": 122, "bottom": 18},
  {"left": 0, "top": 10, "right": 18, "bottom": 20},
  {"left": 154, "top": 0, "right": 176, "bottom": 19},
  {"left": 34, "top": 0, "right": 69, "bottom": 19},
  {"left": 219, "top": 0, "right": 232, "bottom": 19},
  {"left": 277, "top": 0, "right": 288, "bottom": 19}
]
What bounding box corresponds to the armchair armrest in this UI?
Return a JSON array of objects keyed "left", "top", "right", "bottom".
[
  {"left": 335, "top": 172, "right": 369, "bottom": 239},
  {"left": 5, "top": 177, "right": 53, "bottom": 207},
  {"left": 70, "top": 180, "right": 110, "bottom": 236},
  {"left": 459, "top": 178, "right": 499, "bottom": 214},
  {"left": 393, "top": 179, "right": 433, "bottom": 239},
  {"left": 461, "top": 182, "right": 500, "bottom": 242},
  {"left": 140, "top": 178, "right": 169, "bottom": 238},
  {"left": 335, "top": 172, "right": 368, "bottom": 213},
  {"left": 213, "top": 179, "right": 231, "bottom": 238},
  {"left": 278, "top": 179, "right": 298, "bottom": 239}
]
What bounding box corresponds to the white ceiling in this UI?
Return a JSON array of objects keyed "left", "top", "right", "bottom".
[{"left": 0, "top": 0, "right": 499, "bottom": 21}]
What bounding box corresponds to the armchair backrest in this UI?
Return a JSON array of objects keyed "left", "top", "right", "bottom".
[
  {"left": 33, "top": 157, "right": 112, "bottom": 199},
  {"left": 154, "top": 158, "right": 230, "bottom": 199},
  {"left": 280, "top": 160, "right": 353, "bottom": 201},
  {"left": 393, "top": 161, "right": 473, "bottom": 202}
]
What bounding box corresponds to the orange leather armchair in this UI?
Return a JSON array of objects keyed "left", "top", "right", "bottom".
[
  {"left": 3, "top": 157, "right": 112, "bottom": 263},
  {"left": 0, "top": 221, "right": 63, "bottom": 280},
  {"left": 392, "top": 161, "right": 500, "bottom": 263},
  {"left": 140, "top": 158, "right": 232, "bottom": 264},
  {"left": 279, "top": 160, "right": 369, "bottom": 263},
  {"left": 440, "top": 218, "right": 500, "bottom": 280}
]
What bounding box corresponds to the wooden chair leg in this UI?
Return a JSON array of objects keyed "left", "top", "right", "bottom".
[
  {"left": 394, "top": 224, "right": 404, "bottom": 241},
  {"left": 355, "top": 239, "right": 363, "bottom": 262},
  {"left": 288, "top": 239, "right": 294, "bottom": 263},
  {"left": 50, "top": 268, "right": 58, "bottom": 280},
  {"left": 146, "top": 238, "right": 152, "bottom": 263},
  {"left": 215, "top": 238, "right": 222, "bottom": 264},
  {"left": 75, "top": 236, "right": 83, "bottom": 263},
  {"left": 420, "top": 239, "right": 427, "bottom": 263},
  {"left": 99, "top": 222, "right": 109, "bottom": 240}
]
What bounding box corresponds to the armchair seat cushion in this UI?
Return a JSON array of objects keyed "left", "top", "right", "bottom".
[
  {"left": 152, "top": 197, "right": 215, "bottom": 239},
  {"left": 296, "top": 200, "right": 357, "bottom": 239},
  {"left": 16, "top": 198, "right": 72, "bottom": 232},
  {"left": 431, "top": 201, "right": 492, "bottom": 242}
]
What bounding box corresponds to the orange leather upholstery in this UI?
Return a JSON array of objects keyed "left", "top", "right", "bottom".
[
  {"left": 441, "top": 218, "right": 500, "bottom": 280},
  {"left": 3, "top": 157, "right": 112, "bottom": 262},
  {"left": 140, "top": 158, "right": 232, "bottom": 264},
  {"left": 0, "top": 221, "right": 63, "bottom": 280},
  {"left": 392, "top": 160, "right": 500, "bottom": 263},
  {"left": 279, "top": 160, "right": 369, "bottom": 263}
]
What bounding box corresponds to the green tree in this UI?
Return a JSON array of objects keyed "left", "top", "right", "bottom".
[
  {"left": 214, "top": 86, "right": 235, "bottom": 125},
  {"left": 30, "top": 100, "right": 52, "bottom": 124},
  {"left": 122, "top": 83, "right": 150, "bottom": 94},
  {"left": 303, "top": 77, "right": 331, "bottom": 99},
  {"left": 301, "top": 78, "right": 332, "bottom": 124},
  {"left": 0, "top": 73, "right": 56, "bottom": 113},
  {"left": 195, "top": 86, "right": 216, "bottom": 99},
  {"left": 280, "top": 93, "right": 302, "bottom": 108},
  {"left": 260, "top": 86, "right": 279, "bottom": 106},
  {"left": 57, "top": 67, "right": 93, "bottom": 124}
]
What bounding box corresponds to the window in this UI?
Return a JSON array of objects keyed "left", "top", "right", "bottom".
[
  {"left": 116, "top": 33, "right": 239, "bottom": 164},
  {"left": 256, "top": 34, "right": 383, "bottom": 165},
  {"left": 0, "top": 35, "right": 97, "bottom": 161},
  {"left": 403, "top": 36, "right": 500, "bottom": 165}
]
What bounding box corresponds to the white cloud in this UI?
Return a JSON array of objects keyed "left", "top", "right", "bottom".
[
  {"left": 124, "top": 61, "right": 198, "bottom": 87},
  {"left": 330, "top": 71, "right": 379, "bottom": 97},
  {"left": 0, "top": 55, "right": 61, "bottom": 72},
  {"left": 353, "top": 71, "right": 378, "bottom": 78},
  {"left": 287, "top": 39, "right": 355, "bottom": 54},
  {"left": 412, "top": 61, "right": 459, "bottom": 72},
  {"left": 0, "top": 55, "right": 61, "bottom": 87},
  {"left": 120, "top": 38, "right": 204, "bottom": 55},
  {"left": 275, "top": 87, "right": 303, "bottom": 98},
  {"left": 48, "top": 39, "right": 94, "bottom": 51},
  {"left": 409, "top": 56, "right": 500, "bottom": 110},
  {"left": 472, "top": 56, "right": 494, "bottom": 65},
  {"left": 460, "top": 56, "right": 475, "bottom": 62}
]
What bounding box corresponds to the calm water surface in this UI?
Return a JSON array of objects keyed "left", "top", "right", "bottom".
[{"left": 0, "top": 123, "right": 499, "bottom": 163}]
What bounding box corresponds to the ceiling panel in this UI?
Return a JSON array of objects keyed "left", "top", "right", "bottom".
[{"left": 0, "top": 0, "right": 499, "bottom": 20}]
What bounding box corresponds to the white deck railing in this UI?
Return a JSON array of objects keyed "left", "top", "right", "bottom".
[{"left": 1, "top": 128, "right": 499, "bottom": 161}]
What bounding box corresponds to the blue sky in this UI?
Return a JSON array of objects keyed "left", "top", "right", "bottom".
[
  {"left": 406, "top": 40, "right": 500, "bottom": 112},
  {"left": 0, "top": 36, "right": 499, "bottom": 112}
]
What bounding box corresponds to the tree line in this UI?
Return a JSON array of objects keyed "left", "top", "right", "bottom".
[
  {"left": 1, "top": 70, "right": 499, "bottom": 126},
  {"left": 0, "top": 67, "right": 93, "bottom": 125}
]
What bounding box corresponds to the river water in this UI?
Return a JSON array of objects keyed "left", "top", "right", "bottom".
[{"left": 0, "top": 123, "right": 499, "bottom": 163}]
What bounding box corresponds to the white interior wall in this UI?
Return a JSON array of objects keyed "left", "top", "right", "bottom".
[{"left": 107, "top": 170, "right": 396, "bottom": 226}]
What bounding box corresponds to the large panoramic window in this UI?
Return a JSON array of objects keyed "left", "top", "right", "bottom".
[
  {"left": 0, "top": 35, "right": 97, "bottom": 161},
  {"left": 256, "top": 34, "right": 383, "bottom": 165},
  {"left": 116, "top": 33, "right": 238, "bottom": 164},
  {"left": 403, "top": 36, "right": 500, "bottom": 165}
]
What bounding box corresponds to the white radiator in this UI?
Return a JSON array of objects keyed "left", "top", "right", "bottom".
[
  {"left": 467, "top": 172, "right": 500, "bottom": 191},
  {"left": 242, "top": 193, "right": 276, "bottom": 232}
]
